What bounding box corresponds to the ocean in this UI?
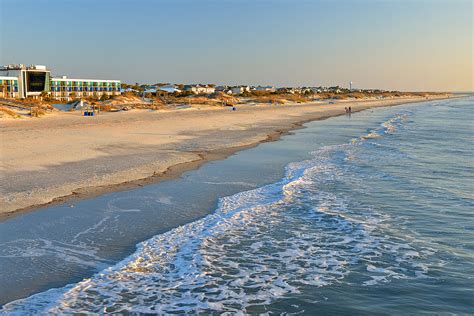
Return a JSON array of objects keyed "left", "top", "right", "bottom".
[{"left": 1, "top": 97, "right": 473, "bottom": 314}]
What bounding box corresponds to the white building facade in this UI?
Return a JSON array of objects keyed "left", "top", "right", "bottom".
[{"left": 0, "top": 64, "right": 121, "bottom": 101}]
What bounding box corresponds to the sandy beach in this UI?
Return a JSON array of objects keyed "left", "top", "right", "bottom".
[{"left": 0, "top": 95, "right": 451, "bottom": 218}]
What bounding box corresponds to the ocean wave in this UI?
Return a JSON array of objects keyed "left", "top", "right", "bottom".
[{"left": 357, "top": 112, "right": 411, "bottom": 143}]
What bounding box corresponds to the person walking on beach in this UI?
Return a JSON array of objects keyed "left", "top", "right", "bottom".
[{"left": 348, "top": 106, "right": 352, "bottom": 113}]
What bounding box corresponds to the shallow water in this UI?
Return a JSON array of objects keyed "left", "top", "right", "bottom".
[{"left": 1, "top": 97, "right": 473, "bottom": 314}]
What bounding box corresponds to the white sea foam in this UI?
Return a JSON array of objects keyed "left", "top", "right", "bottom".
[
  {"left": 200, "top": 180, "right": 256, "bottom": 187},
  {"left": 358, "top": 112, "right": 411, "bottom": 142},
  {"left": 0, "top": 238, "right": 110, "bottom": 269},
  {"left": 2, "top": 111, "right": 436, "bottom": 314}
]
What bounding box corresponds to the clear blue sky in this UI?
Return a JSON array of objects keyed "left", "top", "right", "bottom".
[{"left": 1, "top": 0, "right": 472, "bottom": 91}]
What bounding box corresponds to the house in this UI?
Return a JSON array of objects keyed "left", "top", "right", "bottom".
[
  {"left": 328, "top": 86, "right": 343, "bottom": 93},
  {"left": 230, "top": 86, "right": 244, "bottom": 94},
  {"left": 230, "top": 86, "right": 243, "bottom": 95},
  {"left": 215, "top": 85, "right": 229, "bottom": 92},
  {"left": 255, "top": 85, "right": 276, "bottom": 92},
  {"left": 242, "top": 85, "right": 251, "bottom": 93},
  {"left": 123, "top": 88, "right": 139, "bottom": 93},
  {"left": 142, "top": 86, "right": 157, "bottom": 94},
  {"left": 300, "top": 87, "right": 313, "bottom": 94},
  {"left": 184, "top": 84, "right": 215, "bottom": 94},
  {"left": 158, "top": 84, "right": 181, "bottom": 93},
  {"left": 229, "top": 85, "right": 250, "bottom": 95}
]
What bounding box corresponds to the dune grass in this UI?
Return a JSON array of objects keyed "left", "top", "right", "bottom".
[{"left": 0, "top": 106, "right": 22, "bottom": 118}]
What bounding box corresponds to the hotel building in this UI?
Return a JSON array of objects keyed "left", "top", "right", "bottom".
[
  {"left": 50, "top": 77, "right": 121, "bottom": 101},
  {"left": 0, "top": 64, "right": 50, "bottom": 99},
  {"left": 0, "top": 64, "right": 121, "bottom": 101}
]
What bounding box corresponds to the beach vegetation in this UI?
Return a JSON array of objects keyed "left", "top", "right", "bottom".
[
  {"left": 98, "top": 104, "right": 113, "bottom": 112},
  {"left": 86, "top": 95, "right": 99, "bottom": 103},
  {"left": 246, "top": 91, "right": 309, "bottom": 104},
  {"left": 0, "top": 106, "right": 22, "bottom": 118},
  {"left": 100, "top": 94, "right": 110, "bottom": 101},
  {"left": 30, "top": 106, "right": 46, "bottom": 117}
]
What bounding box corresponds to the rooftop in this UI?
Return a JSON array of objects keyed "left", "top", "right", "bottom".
[{"left": 2, "top": 64, "right": 49, "bottom": 71}]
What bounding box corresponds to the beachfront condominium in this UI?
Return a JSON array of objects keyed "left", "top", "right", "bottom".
[
  {"left": 50, "top": 77, "right": 121, "bottom": 101},
  {"left": 0, "top": 64, "right": 121, "bottom": 101}
]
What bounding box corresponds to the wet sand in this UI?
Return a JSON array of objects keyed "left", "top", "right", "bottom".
[{"left": 0, "top": 96, "right": 451, "bottom": 218}]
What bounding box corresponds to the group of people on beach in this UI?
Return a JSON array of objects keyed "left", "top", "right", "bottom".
[{"left": 345, "top": 106, "right": 352, "bottom": 114}]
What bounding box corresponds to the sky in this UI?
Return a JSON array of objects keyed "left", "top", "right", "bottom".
[{"left": 0, "top": 0, "right": 472, "bottom": 91}]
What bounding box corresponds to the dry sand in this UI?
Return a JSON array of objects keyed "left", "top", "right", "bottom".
[{"left": 0, "top": 96, "right": 451, "bottom": 218}]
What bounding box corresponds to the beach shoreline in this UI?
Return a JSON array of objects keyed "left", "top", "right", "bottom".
[{"left": 0, "top": 95, "right": 454, "bottom": 219}]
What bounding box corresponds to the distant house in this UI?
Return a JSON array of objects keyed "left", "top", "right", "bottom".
[
  {"left": 242, "top": 85, "right": 251, "bottom": 93},
  {"left": 281, "top": 87, "right": 301, "bottom": 94},
  {"left": 229, "top": 85, "right": 250, "bottom": 95},
  {"left": 300, "top": 87, "right": 313, "bottom": 94},
  {"left": 143, "top": 87, "right": 157, "bottom": 94},
  {"left": 328, "top": 86, "right": 343, "bottom": 93},
  {"left": 184, "top": 84, "right": 215, "bottom": 94},
  {"left": 158, "top": 84, "right": 181, "bottom": 93},
  {"left": 202, "top": 85, "right": 216, "bottom": 94},
  {"left": 183, "top": 85, "right": 193, "bottom": 93},
  {"left": 255, "top": 85, "right": 275, "bottom": 92},
  {"left": 230, "top": 87, "right": 243, "bottom": 95},
  {"left": 215, "top": 85, "right": 228, "bottom": 92},
  {"left": 124, "top": 88, "right": 139, "bottom": 93}
]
